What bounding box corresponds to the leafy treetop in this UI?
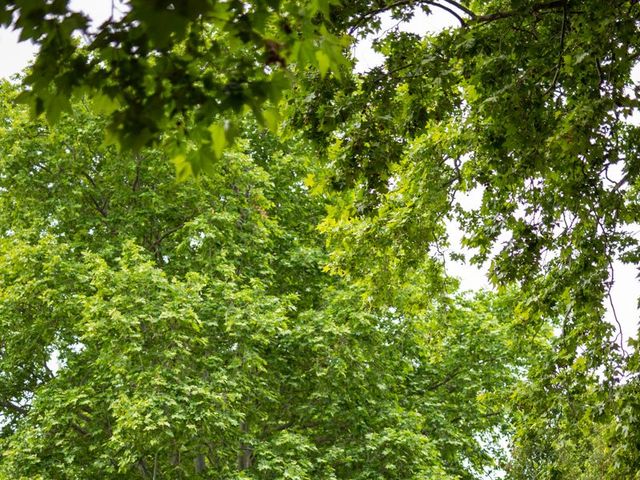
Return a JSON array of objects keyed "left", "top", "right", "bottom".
[{"left": 2, "top": 1, "right": 640, "bottom": 477}]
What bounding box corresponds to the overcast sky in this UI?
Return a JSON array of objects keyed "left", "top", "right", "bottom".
[{"left": 1, "top": 1, "right": 637, "bottom": 347}]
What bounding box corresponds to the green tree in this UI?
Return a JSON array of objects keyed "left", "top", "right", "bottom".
[
  {"left": 5, "top": 0, "right": 637, "bottom": 322},
  {"left": 2, "top": 1, "right": 640, "bottom": 477},
  {"left": 0, "top": 0, "right": 349, "bottom": 173},
  {"left": 0, "top": 85, "right": 535, "bottom": 478},
  {"left": 295, "top": 3, "right": 640, "bottom": 476}
]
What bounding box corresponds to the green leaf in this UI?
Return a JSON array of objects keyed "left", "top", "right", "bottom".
[
  {"left": 171, "top": 153, "right": 192, "bottom": 181},
  {"left": 315, "top": 50, "right": 331, "bottom": 78},
  {"left": 45, "top": 94, "right": 72, "bottom": 124},
  {"left": 92, "top": 93, "right": 120, "bottom": 115},
  {"left": 262, "top": 107, "right": 280, "bottom": 133},
  {"left": 208, "top": 120, "right": 227, "bottom": 159}
]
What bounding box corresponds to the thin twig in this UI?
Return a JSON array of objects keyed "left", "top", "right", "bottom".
[
  {"left": 612, "top": 173, "right": 629, "bottom": 192},
  {"left": 608, "top": 291, "right": 627, "bottom": 356},
  {"left": 349, "top": 0, "right": 416, "bottom": 35},
  {"left": 606, "top": 260, "right": 628, "bottom": 357}
]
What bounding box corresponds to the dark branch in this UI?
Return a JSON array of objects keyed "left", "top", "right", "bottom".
[
  {"left": 2, "top": 399, "right": 28, "bottom": 415},
  {"left": 84, "top": 191, "right": 109, "bottom": 217},
  {"left": 151, "top": 223, "right": 185, "bottom": 250},
  {"left": 429, "top": 2, "right": 467, "bottom": 26},
  {"left": 131, "top": 153, "right": 144, "bottom": 192},
  {"left": 70, "top": 422, "right": 90, "bottom": 436},
  {"left": 137, "top": 459, "right": 151, "bottom": 479},
  {"left": 348, "top": 0, "right": 568, "bottom": 37},
  {"left": 544, "top": 2, "right": 568, "bottom": 96},
  {"left": 425, "top": 367, "right": 463, "bottom": 391},
  {"left": 349, "top": 0, "right": 416, "bottom": 34},
  {"left": 474, "top": 0, "right": 566, "bottom": 24},
  {"left": 348, "top": 0, "right": 480, "bottom": 34},
  {"left": 608, "top": 272, "right": 627, "bottom": 357},
  {"left": 440, "top": 0, "right": 476, "bottom": 19},
  {"left": 82, "top": 171, "right": 98, "bottom": 189}
]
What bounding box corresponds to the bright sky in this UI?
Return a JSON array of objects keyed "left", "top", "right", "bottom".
[{"left": 0, "top": 1, "right": 637, "bottom": 348}]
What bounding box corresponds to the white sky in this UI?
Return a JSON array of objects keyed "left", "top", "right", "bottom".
[
  {"left": 0, "top": 1, "right": 638, "bottom": 348},
  {"left": 0, "top": 28, "right": 36, "bottom": 79}
]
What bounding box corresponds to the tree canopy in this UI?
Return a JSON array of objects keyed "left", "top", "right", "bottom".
[
  {"left": 0, "top": 86, "right": 542, "bottom": 478},
  {"left": 1, "top": 0, "right": 640, "bottom": 478}
]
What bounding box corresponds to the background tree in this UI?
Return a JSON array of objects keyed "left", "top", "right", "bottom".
[{"left": 0, "top": 85, "right": 538, "bottom": 478}]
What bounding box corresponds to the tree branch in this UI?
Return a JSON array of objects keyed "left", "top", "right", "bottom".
[
  {"left": 2, "top": 399, "right": 28, "bottom": 415},
  {"left": 137, "top": 458, "right": 151, "bottom": 478},
  {"left": 425, "top": 367, "right": 463, "bottom": 391},
  {"left": 440, "top": 0, "right": 476, "bottom": 19},
  {"left": 606, "top": 259, "right": 628, "bottom": 357},
  {"left": 429, "top": 2, "right": 467, "bottom": 27},
  {"left": 348, "top": 0, "right": 476, "bottom": 34},
  {"left": 474, "top": 0, "right": 566, "bottom": 24},
  {"left": 349, "top": 0, "right": 416, "bottom": 34},
  {"left": 82, "top": 171, "right": 98, "bottom": 189},
  {"left": 84, "top": 191, "right": 109, "bottom": 217},
  {"left": 544, "top": 2, "right": 568, "bottom": 96},
  {"left": 70, "top": 422, "right": 90, "bottom": 436},
  {"left": 131, "top": 153, "right": 144, "bottom": 192},
  {"left": 151, "top": 223, "right": 185, "bottom": 250},
  {"left": 349, "top": 0, "right": 567, "bottom": 35}
]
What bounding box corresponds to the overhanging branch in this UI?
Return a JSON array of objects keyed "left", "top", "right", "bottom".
[
  {"left": 349, "top": 0, "right": 569, "bottom": 34},
  {"left": 474, "top": 0, "right": 566, "bottom": 24},
  {"left": 2, "top": 399, "right": 28, "bottom": 415}
]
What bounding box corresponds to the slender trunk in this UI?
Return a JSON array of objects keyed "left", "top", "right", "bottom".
[{"left": 238, "top": 420, "right": 253, "bottom": 470}]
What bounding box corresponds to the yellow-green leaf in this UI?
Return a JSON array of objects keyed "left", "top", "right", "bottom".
[
  {"left": 262, "top": 107, "right": 280, "bottom": 133},
  {"left": 315, "top": 50, "right": 331, "bottom": 78},
  {"left": 208, "top": 121, "right": 227, "bottom": 159}
]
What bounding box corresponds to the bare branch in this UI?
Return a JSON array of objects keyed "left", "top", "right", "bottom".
[
  {"left": 349, "top": 0, "right": 475, "bottom": 34},
  {"left": 607, "top": 260, "right": 628, "bottom": 357},
  {"left": 349, "top": 0, "right": 415, "bottom": 35},
  {"left": 612, "top": 173, "right": 629, "bottom": 192}
]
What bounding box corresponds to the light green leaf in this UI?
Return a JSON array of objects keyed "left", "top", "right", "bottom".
[
  {"left": 208, "top": 121, "right": 227, "bottom": 159},
  {"left": 315, "top": 50, "right": 331, "bottom": 78}
]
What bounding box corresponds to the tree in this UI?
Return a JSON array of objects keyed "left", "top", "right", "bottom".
[
  {"left": 2, "top": 0, "right": 640, "bottom": 477},
  {"left": 0, "top": 85, "right": 537, "bottom": 478},
  {"left": 4, "top": 0, "right": 638, "bottom": 310},
  {"left": 296, "top": 2, "right": 640, "bottom": 476},
  {"left": 0, "top": 0, "right": 349, "bottom": 174}
]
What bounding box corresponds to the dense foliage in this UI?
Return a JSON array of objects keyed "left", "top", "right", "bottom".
[
  {"left": 0, "top": 88, "right": 540, "bottom": 478},
  {"left": 1, "top": 0, "right": 639, "bottom": 478}
]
